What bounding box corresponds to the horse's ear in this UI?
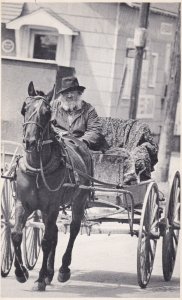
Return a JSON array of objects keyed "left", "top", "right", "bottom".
[
  {"left": 21, "top": 102, "right": 26, "bottom": 116},
  {"left": 46, "top": 85, "right": 55, "bottom": 102},
  {"left": 28, "top": 81, "right": 36, "bottom": 96}
]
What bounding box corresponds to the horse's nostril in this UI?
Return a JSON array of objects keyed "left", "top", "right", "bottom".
[{"left": 25, "top": 139, "right": 36, "bottom": 151}]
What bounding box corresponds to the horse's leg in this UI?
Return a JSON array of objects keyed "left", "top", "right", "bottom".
[
  {"left": 34, "top": 210, "right": 59, "bottom": 291},
  {"left": 11, "top": 200, "right": 32, "bottom": 283},
  {"left": 46, "top": 223, "right": 58, "bottom": 285},
  {"left": 58, "top": 193, "right": 87, "bottom": 282}
]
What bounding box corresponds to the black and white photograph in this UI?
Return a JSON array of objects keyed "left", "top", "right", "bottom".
[{"left": 1, "top": 1, "right": 181, "bottom": 298}]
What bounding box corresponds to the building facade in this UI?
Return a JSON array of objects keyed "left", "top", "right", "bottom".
[{"left": 1, "top": 2, "right": 180, "bottom": 148}]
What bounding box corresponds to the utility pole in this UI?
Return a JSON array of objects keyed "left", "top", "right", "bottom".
[
  {"left": 129, "top": 3, "right": 150, "bottom": 119},
  {"left": 157, "top": 4, "right": 181, "bottom": 182}
]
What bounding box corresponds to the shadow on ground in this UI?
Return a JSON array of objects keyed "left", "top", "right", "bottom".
[{"left": 44, "top": 269, "right": 180, "bottom": 298}]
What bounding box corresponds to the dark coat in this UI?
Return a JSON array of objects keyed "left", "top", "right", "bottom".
[{"left": 51, "top": 100, "right": 108, "bottom": 151}]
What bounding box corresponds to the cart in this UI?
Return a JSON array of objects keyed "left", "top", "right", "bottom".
[{"left": 1, "top": 140, "right": 180, "bottom": 288}]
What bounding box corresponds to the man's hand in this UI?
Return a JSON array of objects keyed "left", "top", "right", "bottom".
[
  {"left": 79, "top": 137, "right": 89, "bottom": 148},
  {"left": 51, "top": 125, "right": 68, "bottom": 138},
  {"left": 53, "top": 126, "right": 61, "bottom": 135}
]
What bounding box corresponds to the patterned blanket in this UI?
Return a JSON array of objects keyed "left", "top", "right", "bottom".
[{"left": 99, "top": 117, "right": 158, "bottom": 180}]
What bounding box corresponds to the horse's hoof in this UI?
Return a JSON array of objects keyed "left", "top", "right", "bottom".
[
  {"left": 45, "top": 270, "right": 54, "bottom": 285},
  {"left": 45, "top": 277, "right": 52, "bottom": 285},
  {"left": 15, "top": 266, "right": 29, "bottom": 283},
  {"left": 57, "top": 269, "right": 71, "bottom": 282},
  {"left": 32, "top": 281, "right": 46, "bottom": 291}
]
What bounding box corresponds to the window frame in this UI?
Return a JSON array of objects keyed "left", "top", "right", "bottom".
[
  {"left": 148, "top": 52, "right": 158, "bottom": 88},
  {"left": 13, "top": 25, "right": 72, "bottom": 66}
]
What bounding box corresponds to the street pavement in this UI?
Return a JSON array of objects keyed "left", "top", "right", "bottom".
[{"left": 1, "top": 228, "right": 180, "bottom": 298}]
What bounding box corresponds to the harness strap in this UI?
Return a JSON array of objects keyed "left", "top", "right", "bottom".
[
  {"left": 61, "top": 142, "right": 80, "bottom": 185},
  {"left": 40, "top": 154, "right": 66, "bottom": 192}
]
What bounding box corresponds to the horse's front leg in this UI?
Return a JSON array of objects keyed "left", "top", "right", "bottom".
[
  {"left": 34, "top": 211, "right": 59, "bottom": 291},
  {"left": 46, "top": 223, "right": 58, "bottom": 285},
  {"left": 58, "top": 194, "right": 87, "bottom": 282},
  {"left": 11, "top": 200, "right": 32, "bottom": 283}
]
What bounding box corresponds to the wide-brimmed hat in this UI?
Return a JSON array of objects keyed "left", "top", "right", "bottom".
[{"left": 56, "top": 76, "right": 85, "bottom": 95}]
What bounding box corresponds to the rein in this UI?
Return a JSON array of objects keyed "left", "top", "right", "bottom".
[
  {"left": 65, "top": 161, "right": 121, "bottom": 188},
  {"left": 23, "top": 121, "right": 44, "bottom": 131},
  {"left": 39, "top": 148, "right": 67, "bottom": 192}
]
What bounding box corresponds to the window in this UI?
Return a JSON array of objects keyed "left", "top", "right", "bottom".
[
  {"left": 174, "top": 102, "right": 180, "bottom": 135},
  {"left": 164, "top": 43, "right": 171, "bottom": 77},
  {"left": 122, "top": 58, "right": 134, "bottom": 99},
  {"left": 148, "top": 53, "right": 158, "bottom": 87},
  {"left": 33, "top": 34, "right": 58, "bottom": 60},
  {"left": 5, "top": 8, "right": 78, "bottom": 65},
  {"left": 123, "top": 38, "right": 148, "bottom": 99},
  {"left": 29, "top": 29, "right": 59, "bottom": 61}
]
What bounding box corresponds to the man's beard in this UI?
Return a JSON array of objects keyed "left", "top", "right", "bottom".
[{"left": 60, "top": 98, "right": 83, "bottom": 112}]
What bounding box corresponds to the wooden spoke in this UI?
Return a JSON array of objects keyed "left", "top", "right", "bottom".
[
  {"left": 1, "top": 169, "right": 16, "bottom": 277},
  {"left": 137, "top": 182, "right": 159, "bottom": 288},
  {"left": 23, "top": 212, "right": 43, "bottom": 270}
]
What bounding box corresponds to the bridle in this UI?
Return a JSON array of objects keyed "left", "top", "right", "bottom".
[
  {"left": 22, "top": 95, "right": 68, "bottom": 192},
  {"left": 23, "top": 96, "right": 52, "bottom": 152}
]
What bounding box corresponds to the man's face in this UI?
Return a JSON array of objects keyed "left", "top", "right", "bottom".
[{"left": 58, "top": 90, "right": 82, "bottom": 112}]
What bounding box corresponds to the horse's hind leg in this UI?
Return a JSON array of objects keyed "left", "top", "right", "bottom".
[
  {"left": 58, "top": 195, "right": 86, "bottom": 283},
  {"left": 11, "top": 200, "right": 32, "bottom": 283}
]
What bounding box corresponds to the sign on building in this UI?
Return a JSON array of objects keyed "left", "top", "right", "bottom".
[
  {"left": 2, "top": 39, "right": 15, "bottom": 53},
  {"left": 137, "top": 94, "right": 155, "bottom": 118}
]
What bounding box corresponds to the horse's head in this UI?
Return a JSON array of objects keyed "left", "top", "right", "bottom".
[{"left": 21, "top": 81, "right": 54, "bottom": 152}]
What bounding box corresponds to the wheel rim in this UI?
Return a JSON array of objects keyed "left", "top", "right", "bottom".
[
  {"left": 137, "top": 182, "right": 159, "bottom": 288},
  {"left": 162, "top": 171, "right": 180, "bottom": 281},
  {"left": 168, "top": 172, "right": 180, "bottom": 226},
  {"left": 1, "top": 171, "right": 16, "bottom": 277},
  {"left": 23, "top": 211, "right": 43, "bottom": 270}
]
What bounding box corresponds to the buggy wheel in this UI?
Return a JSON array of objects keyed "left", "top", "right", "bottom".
[
  {"left": 23, "top": 211, "right": 44, "bottom": 270},
  {"left": 1, "top": 169, "right": 16, "bottom": 277},
  {"left": 137, "top": 182, "right": 159, "bottom": 288},
  {"left": 162, "top": 171, "right": 180, "bottom": 281}
]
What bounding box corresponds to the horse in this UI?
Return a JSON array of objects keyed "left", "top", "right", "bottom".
[{"left": 11, "top": 81, "right": 92, "bottom": 291}]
